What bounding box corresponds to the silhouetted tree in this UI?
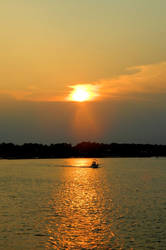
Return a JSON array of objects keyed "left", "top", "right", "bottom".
[{"left": 0, "top": 141, "right": 166, "bottom": 159}]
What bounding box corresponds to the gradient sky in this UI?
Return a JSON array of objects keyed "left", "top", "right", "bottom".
[{"left": 0, "top": 0, "right": 166, "bottom": 144}]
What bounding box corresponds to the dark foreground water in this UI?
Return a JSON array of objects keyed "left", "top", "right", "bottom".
[{"left": 0, "top": 158, "right": 166, "bottom": 249}]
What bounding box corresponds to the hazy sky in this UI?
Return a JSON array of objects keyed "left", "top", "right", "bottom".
[{"left": 0, "top": 0, "right": 166, "bottom": 144}]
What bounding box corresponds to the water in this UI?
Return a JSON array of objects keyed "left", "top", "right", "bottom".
[{"left": 0, "top": 158, "right": 166, "bottom": 249}]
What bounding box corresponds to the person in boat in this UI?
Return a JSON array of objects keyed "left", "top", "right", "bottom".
[{"left": 91, "top": 160, "right": 99, "bottom": 168}]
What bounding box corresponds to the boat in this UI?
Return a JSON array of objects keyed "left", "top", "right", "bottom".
[{"left": 91, "top": 160, "right": 99, "bottom": 168}]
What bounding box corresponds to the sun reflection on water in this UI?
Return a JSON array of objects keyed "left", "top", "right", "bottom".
[
  {"left": 65, "top": 158, "right": 92, "bottom": 167},
  {"left": 45, "top": 161, "right": 117, "bottom": 249}
]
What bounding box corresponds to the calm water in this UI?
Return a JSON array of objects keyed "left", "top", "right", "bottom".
[{"left": 0, "top": 158, "right": 166, "bottom": 249}]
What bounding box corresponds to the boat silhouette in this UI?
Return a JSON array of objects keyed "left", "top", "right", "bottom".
[{"left": 90, "top": 160, "right": 99, "bottom": 168}]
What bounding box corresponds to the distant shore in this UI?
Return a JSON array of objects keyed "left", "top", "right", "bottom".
[
  {"left": 0, "top": 156, "right": 164, "bottom": 160},
  {"left": 0, "top": 142, "right": 166, "bottom": 159}
]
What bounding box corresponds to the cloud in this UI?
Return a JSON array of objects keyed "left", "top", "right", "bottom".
[
  {"left": 97, "top": 61, "right": 166, "bottom": 101},
  {"left": 0, "top": 87, "right": 67, "bottom": 102},
  {"left": 0, "top": 61, "right": 166, "bottom": 102}
]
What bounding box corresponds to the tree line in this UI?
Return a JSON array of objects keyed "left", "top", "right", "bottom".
[{"left": 0, "top": 142, "right": 166, "bottom": 158}]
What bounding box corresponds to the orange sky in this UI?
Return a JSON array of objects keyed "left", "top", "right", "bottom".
[{"left": 0, "top": 1, "right": 166, "bottom": 143}]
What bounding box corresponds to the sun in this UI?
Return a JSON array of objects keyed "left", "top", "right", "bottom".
[
  {"left": 68, "top": 84, "right": 98, "bottom": 102},
  {"left": 72, "top": 87, "right": 90, "bottom": 102}
]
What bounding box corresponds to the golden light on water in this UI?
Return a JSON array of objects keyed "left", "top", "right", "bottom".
[
  {"left": 46, "top": 162, "right": 116, "bottom": 249},
  {"left": 67, "top": 84, "right": 99, "bottom": 102},
  {"left": 66, "top": 158, "right": 92, "bottom": 167}
]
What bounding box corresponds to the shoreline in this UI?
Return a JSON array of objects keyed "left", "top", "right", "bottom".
[{"left": 0, "top": 155, "right": 164, "bottom": 160}]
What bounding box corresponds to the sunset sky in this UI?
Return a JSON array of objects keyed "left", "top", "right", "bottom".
[{"left": 0, "top": 0, "right": 166, "bottom": 144}]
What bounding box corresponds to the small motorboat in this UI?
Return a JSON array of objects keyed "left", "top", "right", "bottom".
[{"left": 91, "top": 160, "right": 99, "bottom": 168}]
